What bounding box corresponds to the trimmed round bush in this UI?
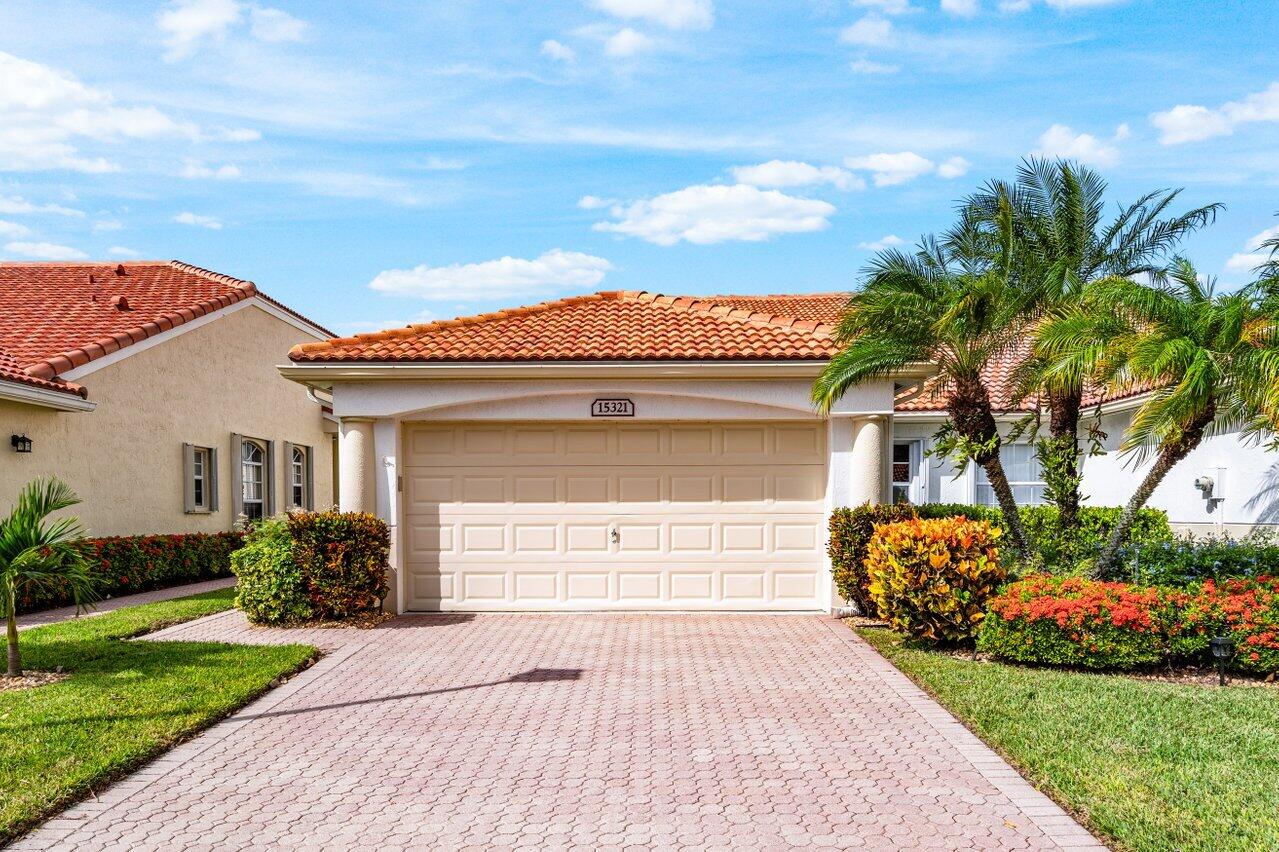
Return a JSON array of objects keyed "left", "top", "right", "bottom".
[
  {"left": 232, "top": 518, "right": 313, "bottom": 625},
  {"left": 865, "top": 516, "right": 1006, "bottom": 644}
]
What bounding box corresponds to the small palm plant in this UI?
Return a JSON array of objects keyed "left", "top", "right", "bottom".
[
  {"left": 1, "top": 478, "right": 99, "bottom": 677},
  {"left": 1037, "top": 259, "right": 1279, "bottom": 574},
  {"left": 813, "top": 208, "right": 1034, "bottom": 559}
]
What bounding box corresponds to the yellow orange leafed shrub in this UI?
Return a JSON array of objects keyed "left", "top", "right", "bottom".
[{"left": 865, "top": 517, "right": 1005, "bottom": 644}]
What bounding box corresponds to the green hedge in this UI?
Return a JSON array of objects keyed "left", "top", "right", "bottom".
[
  {"left": 233, "top": 510, "right": 390, "bottom": 625},
  {"left": 16, "top": 531, "right": 243, "bottom": 614}
]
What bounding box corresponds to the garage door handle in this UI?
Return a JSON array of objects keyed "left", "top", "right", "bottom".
[{"left": 610, "top": 527, "right": 619, "bottom": 544}]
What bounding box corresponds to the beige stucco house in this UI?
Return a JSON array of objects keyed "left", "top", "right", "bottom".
[{"left": 1, "top": 260, "right": 335, "bottom": 537}]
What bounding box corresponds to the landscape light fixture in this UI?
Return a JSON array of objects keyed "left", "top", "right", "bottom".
[
  {"left": 10, "top": 434, "right": 32, "bottom": 453},
  {"left": 1209, "top": 635, "right": 1235, "bottom": 687}
]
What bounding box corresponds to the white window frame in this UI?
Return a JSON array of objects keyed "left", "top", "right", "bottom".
[
  {"left": 182, "top": 443, "right": 218, "bottom": 513},
  {"left": 891, "top": 439, "right": 925, "bottom": 504},
  {"left": 283, "top": 441, "right": 314, "bottom": 511},
  {"left": 241, "top": 439, "right": 266, "bottom": 521},
  {"left": 973, "top": 442, "right": 1048, "bottom": 507},
  {"left": 230, "top": 433, "right": 276, "bottom": 523}
]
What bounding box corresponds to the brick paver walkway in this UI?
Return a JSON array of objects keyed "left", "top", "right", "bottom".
[
  {"left": 16, "top": 577, "right": 238, "bottom": 631},
  {"left": 15, "top": 613, "right": 1103, "bottom": 851}
]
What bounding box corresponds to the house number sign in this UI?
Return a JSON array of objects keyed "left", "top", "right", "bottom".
[{"left": 591, "top": 398, "right": 635, "bottom": 417}]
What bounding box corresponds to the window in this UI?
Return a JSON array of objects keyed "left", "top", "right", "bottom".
[
  {"left": 241, "top": 439, "right": 265, "bottom": 520},
  {"left": 290, "top": 445, "right": 308, "bottom": 509},
  {"left": 891, "top": 441, "right": 921, "bottom": 504},
  {"left": 183, "top": 444, "right": 218, "bottom": 513},
  {"left": 975, "top": 443, "right": 1047, "bottom": 506}
]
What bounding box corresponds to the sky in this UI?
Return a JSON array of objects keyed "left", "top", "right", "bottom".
[{"left": 0, "top": 0, "right": 1276, "bottom": 334}]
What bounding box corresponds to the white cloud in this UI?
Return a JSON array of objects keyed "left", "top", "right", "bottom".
[
  {"left": 159, "top": 0, "right": 311, "bottom": 60},
  {"left": 181, "top": 160, "right": 242, "bottom": 179},
  {"left": 730, "top": 160, "right": 865, "bottom": 191},
  {"left": 369, "top": 249, "right": 613, "bottom": 300},
  {"left": 1000, "top": 0, "right": 1123, "bottom": 7},
  {"left": 541, "top": 39, "right": 577, "bottom": 62},
  {"left": 92, "top": 219, "right": 123, "bottom": 233},
  {"left": 249, "top": 6, "right": 308, "bottom": 42},
  {"left": 589, "top": 0, "right": 714, "bottom": 30},
  {"left": 174, "top": 211, "right": 223, "bottom": 229},
  {"left": 845, "top": 151, "right": 936, "bottom": 186},
  {"left": 852, "top": 0, "right": 915, "bottom": 13},
  {"left": 420, "top": 156, "right": 467, "bottom": 171},
  {"left": 1223, "top": 225, "right": 1279, "bottom": 275},
  {"left": 0, "top": 220, "right": 32, "bottom": 238},
  {"left": 219, "top": 127, "right": 262, "bottom": 142},
  {"left": 0, "top": 194, "right": 83, "bottom": 217},
  {"left": 840, "top": 16, "right": 894, "bottom": 47},
  {"left": 4, "top": 241, "right": 88, "bottom": 260},
  {"left": 108, "top": 246, "right": 142, "bottom": 257},
  {"left": 1151, "top": 83, "right": 1279, "bottom": 145},
  {"left": 1031, "top": 123, "right": 1122, "bottom": 167},
  {"left": 604, "top": 27, "right": 655, "bottom": 57},
  {"left": 289, "top": 170, "right": 419, "bottom": 205},
  {"left": 858, "top": 234, "right": 905, "bottom": 251},
  {"left": 578, "top": 195, "right": 616, "bottom": 209},
  {"left": 0, "top": 51, "right": 202, "bottom": 174},
  {"left": 937, "top": 155, "right": 970, "bottom": 178},
  {"left": 849, "top": 58, "right": 899, "bottom": 74},
  {"left": 940, "top": 0, "right": 980, "bottom": 15},
  {"left": 592, "top": 183, "right": 836, "bottom": 246}
]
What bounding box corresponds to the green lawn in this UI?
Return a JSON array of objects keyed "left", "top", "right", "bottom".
[
  {"left": 0, "top": 589, "right": 315, "bottom": 844},
  {"left": 856, "top": 624, "right": 1279, "bottom": 852}
]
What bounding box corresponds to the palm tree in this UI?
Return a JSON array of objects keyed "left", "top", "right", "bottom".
[
  {"left": 814, "top": 208, "right": 1033, "bottom": 559},
  {"left": 1, "top": 478, "right": 98, "bottom": 677},
  {"left": 967, "top": 159, "right": 1222, "bottom": 531},
  {"left": 1036, "top": 259, "right": 1279, "bottom": 574}
]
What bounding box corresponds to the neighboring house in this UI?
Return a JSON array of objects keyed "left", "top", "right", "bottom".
[
  {"left": 1, "top": 261, "right": 336, "bottom": 537},
  {"left": 283, "top": 290, "right": 1279, "bottom": 614}
]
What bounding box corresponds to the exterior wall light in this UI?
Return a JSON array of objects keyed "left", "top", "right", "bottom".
[
  {"left": 10, "top": 434, "right": 32, "bottom": 453},
  {"left": 1209, "top": 635, "right": 1235, "bottom": 687}
]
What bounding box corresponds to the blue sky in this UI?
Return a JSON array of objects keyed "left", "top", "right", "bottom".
[{"left": 0, "top": 0, "right": 1276, "bottom": 333}]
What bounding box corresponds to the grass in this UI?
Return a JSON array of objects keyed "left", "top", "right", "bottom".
[
  {"left": 856, "top": 624, "right": 1279, "bottom": 852},
  {"left": 0, "top": 588, "right": 315, "bottom": 843}
]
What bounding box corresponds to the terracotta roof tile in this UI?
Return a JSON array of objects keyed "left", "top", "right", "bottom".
[
  {"left": 0, "top": 260, "right": 331, "bottom": 397},
  {"left": 289, "top": 291, "right": 846, "bottom": 363}
]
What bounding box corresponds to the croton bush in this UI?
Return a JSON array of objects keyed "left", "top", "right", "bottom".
[
  {"left": 979, "top": 574, "right": 1279, "bottom": 674},
  {"left": 864, "top": 517, "right": 1005, "bottom": 644},
  {"left": 233, "top": 510, "right": 390, "bottom": 625},
  {"left": 828, "top": 502, "right": 917, "bottom": 614},
  {"left": 17, "top": 531, "right": 242, "bottom": 613}
]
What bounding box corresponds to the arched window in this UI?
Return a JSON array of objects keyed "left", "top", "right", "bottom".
[
  {"left": 241, "top": 439, "right": 265, "bottom": 520},
  {"left": 291, "top": 445, "right": 307, "bottom": 509}
]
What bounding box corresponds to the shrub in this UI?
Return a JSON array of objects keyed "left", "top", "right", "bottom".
[
  {"left": 232, "top": 518, "right": 313, "bottom": 625},
  {"left": 16, "top": 531, "right": 242, "bottom": 613},
  {"left": 1203, "top": 576, "right": 1279, "bottom": 675},
  {"left": 865, "top": 517, "right": 1005, "bottom": 644},
  {"left": 1106, "top": 531, "right": 1279, "bottom": 587},
  {"left": 231, "top": 510, "right": 390, "bottom": 625},
  {"left": 287, "top": 510, "right": 390, "bottom": 619},
  {"left": 978, "top": 576, "right": 1181, "bottom": 669},
  {"left": 828, "top": 502, "right": 916, "bottom": 613}
]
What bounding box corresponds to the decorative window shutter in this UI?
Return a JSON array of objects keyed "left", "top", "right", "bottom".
[
  {"left": 183, "top": 443, "right": 197, "bottom": 513},
  {"left": 265, "top": 440, "right": 277, "bottom": 516},
  {"left": 282, "top": 441, "right": 295, "bottom": 507},
  {"left": 230, "top": 433, "right": 244, "bottom": 520},
  {"left": 209, "top": 446, "right": 220, "bottom": 512},
  {"left": 304, "top": 444, "right": 315, "bottom": 510}
]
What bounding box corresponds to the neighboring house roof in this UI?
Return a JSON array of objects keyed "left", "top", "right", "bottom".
[
  {"left": 0, "top": 260, "right": 332, "bottom": 400},
  {"left": 289, "top": 291, "right": 845, "bottom": 363}
]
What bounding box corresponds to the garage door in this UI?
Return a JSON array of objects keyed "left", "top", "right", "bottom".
[{"left": 402, "top": 421, "right": 827, "bottom": 611}]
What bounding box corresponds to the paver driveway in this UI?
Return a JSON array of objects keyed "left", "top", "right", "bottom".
[{"left": 17, "top": 613, "right": 1102, "bottom": 851}]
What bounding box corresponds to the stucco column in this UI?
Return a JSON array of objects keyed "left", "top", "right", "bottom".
[
  {"left": 849, "top": 415, "right": 886, "bottom": 506},
  {"left": 338, "top": 417, "right": 375, "bottom": 514}
]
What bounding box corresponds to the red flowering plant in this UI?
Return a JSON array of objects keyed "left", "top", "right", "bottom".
[
  {"left": 1200, "top": 577, "right": 1279, "bottom": 674},
  {"left": 977, "top": 575, "right": 1187, "bottom": 669}
]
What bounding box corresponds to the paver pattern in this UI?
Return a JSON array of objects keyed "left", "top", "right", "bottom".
[
  {"left": 16, "top": 577, "right": 238, "bottom": 631},
  {"left": 15, "top": 613, "right": 1104, "bottom": 851}
]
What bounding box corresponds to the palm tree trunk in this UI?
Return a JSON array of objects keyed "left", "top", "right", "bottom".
[
  {"left": 1047, "top": 386, "right": 1083, "bottom": 530},
  {"left": 1093, "top": 407, "right": 1215, "bottom": 576},
  {"left": 6, "top": 607, "right": 20, "bottom": 679},
  {"left": 949, "top": 376, "right": 1031, "bottom": 560}
]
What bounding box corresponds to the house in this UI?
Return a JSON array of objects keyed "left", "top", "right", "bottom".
[
  {"left": 283, "top": 289, "right": 1279, "bottom": 614},
  {"left": 1, "top": 260, "right": 336, "bottom": 537}
]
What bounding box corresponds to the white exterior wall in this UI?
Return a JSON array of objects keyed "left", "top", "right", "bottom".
[{"left": 897, "top": 411, "right": 1279, "bottom": 533}]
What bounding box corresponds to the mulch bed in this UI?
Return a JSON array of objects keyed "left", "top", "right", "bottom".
[
  {"left": 284, "top": 610, "right": 396, "bottom": 630},
  {"left": 0, "top": 671, "right": 70, "bottom": 693}
]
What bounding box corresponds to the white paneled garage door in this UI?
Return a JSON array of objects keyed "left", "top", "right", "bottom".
[{"left": 402, "top": 421, "right": 827, "bottom": 611}]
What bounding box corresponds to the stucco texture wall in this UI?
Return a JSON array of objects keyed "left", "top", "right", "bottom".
[{"left": 0, "top": 303, "right": 335, "bottom": 537}]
